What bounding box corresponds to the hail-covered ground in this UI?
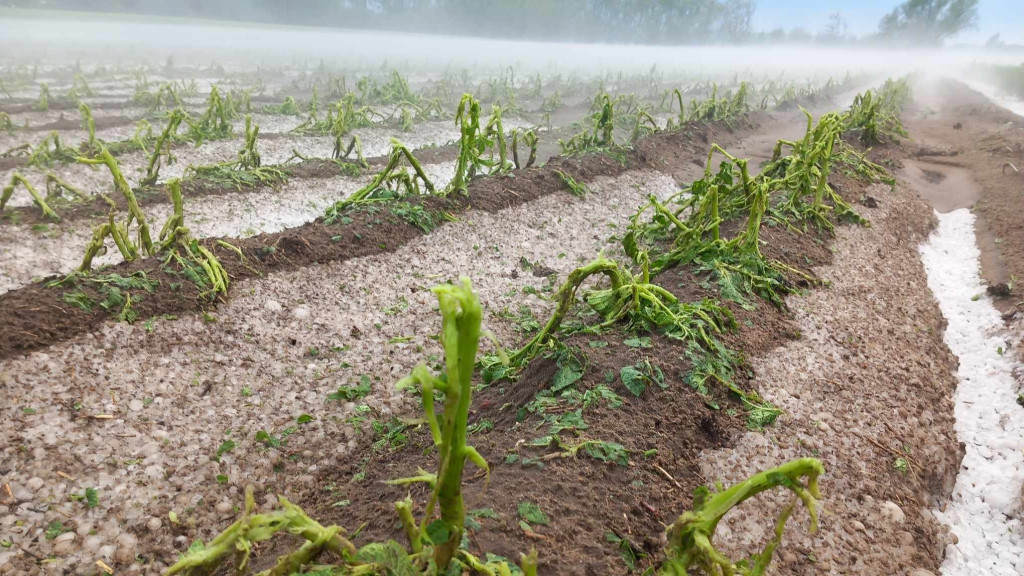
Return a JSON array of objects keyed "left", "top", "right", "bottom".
[{"left": 921, "top": 209, "right": 1024, "bottom": 576}]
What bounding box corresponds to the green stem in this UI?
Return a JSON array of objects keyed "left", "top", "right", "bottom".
[
  {"left": 510, "top": 258, "right": 626, "bottom": 367},
  {"left": 429, "top": 278, "right": 484, "bottom": 569},
  {"left": 78, "top": 145, "right": 153, "bottom": 255}
]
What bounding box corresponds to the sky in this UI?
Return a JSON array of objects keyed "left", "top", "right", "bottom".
[{"left": 753, "top": 0, "right": 1024, "bottom": 44}]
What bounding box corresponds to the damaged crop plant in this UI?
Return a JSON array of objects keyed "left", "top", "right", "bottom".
[
  {"left": 167, "top": 279, "right": 542, "bottom": 576},
  {"left": 50, "top": 144, "right": 234, "bottom": 322},
  {"left": 322, "top": 93, "right": 517, "bottom": 227},
  {"left": 169, "top": 279, "right": 823, "bottom": 576}
]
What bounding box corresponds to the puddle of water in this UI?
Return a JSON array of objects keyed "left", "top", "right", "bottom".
[
  {"left": 900, "top": 160, "right": 981, "bottom": 213},
  {"left": 919, "top": 208, "right": 1024, "bottom": 576}
]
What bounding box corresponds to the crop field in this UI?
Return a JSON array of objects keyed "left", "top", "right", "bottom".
[{"left": 2, "top": 9, "right": 1024, "bottom": 576}]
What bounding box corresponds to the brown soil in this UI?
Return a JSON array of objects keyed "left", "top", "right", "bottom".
[
  {"left": 904, "top": 79, "right": 1024, "bottom": 312},
  {"left": 0, "top": 98, "right": 133, "bottom": 115},
  {"left": 0, "top": 115, "right": 764, "bottom": 360},
  {"left": 27, "top": 114, "right": 135, "bottom": 133},
  {"left": 0, "top": 156, "right": 26, "bottom": 171}
]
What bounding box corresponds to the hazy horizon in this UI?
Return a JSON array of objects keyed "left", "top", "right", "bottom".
[
  {"left": 1, "top": 11, "right": 1021, "bottom": 85},
  {"left": 2, "top": 0, "right": 1022, "bottom": 47}
]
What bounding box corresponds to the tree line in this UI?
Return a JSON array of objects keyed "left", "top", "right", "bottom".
[{"left": 6, "top": 0, "right": 982, "bottom": 46}]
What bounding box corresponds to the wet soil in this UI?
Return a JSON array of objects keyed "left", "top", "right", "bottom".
[
  {"left": 905, "top": 79, "right": 1024, "bottom": 312},
  {"left": 27, "top": 114, "right": 135, "bottom": 133}
]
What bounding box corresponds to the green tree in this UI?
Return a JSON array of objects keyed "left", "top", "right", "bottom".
[{"left": 878, "top": 0, "right": 979, "bottom": 44}]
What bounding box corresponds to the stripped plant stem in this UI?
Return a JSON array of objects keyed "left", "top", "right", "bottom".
[
  {"left": 0, "top": 112, "right": 13, "bottom": 134},
  {"left": 34, "top": 83, "right": 50, "bottom": 111},
  {"left": 165, "top": 486, "right": 359, "bottom": 576},
  {"left": 661, "top": 458, "right": 823, "bottom": 576},
  {"left": 45, "top": 173, "right": 89, "bottom": 202},
  {"left": 77, "top": 145, "right": 154, "bottom": 256},
  {"left": 393, "top": 278, "right": 489, "bottom": 569},
  {"left": 187, "top": 85, "right": 234, "bottom": 144},
  {"left": 333, "top": 134, "right": 368, "bottom": 167},
  {"left": 28, "top": 132, "right": 79, "bottom": 167},
  {"left": 507, "top": 257, "right": 624, "bottom": 368},
  {"left": 449, "top": 93, "right": 484, "bottom": 195},
  {"left": 168, "top": 279, "right": 531, "bottom": 575},
  {"left": 484, "top": 104, "right": 512, "bottom": 174},
  {"left": 845, "top": 77, "right": 911, "bottom": 144},
  {"left": 238, "top": 115, "right": 261, "bottom": 169},
  {"left": 324, "top": 139, "right": 433, "bottom": 218},
  {"left": 560, "top": 92, "right": 615, "bottom": 155},
  {"left": 1, "top": 173, "right": 60, "bottom": 219},
  {"left": 512, "top": 128, "right": 538, "bottom": 170},
  {"left": 141, "top": 109, "right": 185, "bottom": 187},
  {"left": 79, "top": 102, "right": 97, "bottom": 153},
  {"left": 556, "top": 170, "right": 589, "bottom": 197},
  {"left": 159, "top": 179, "right": 229, "bottom": 297},
  {"left": 764, "top": 110, "right": 865, "bottom": 231}
]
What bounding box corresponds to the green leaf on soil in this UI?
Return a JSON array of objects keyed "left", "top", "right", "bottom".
[
  {"left": 215, "top": 440, "right": 236, "bottom": 460},
  {"left": 328, "top": 374, "right": 372, "bottom": 401},
  {"left": 550, "top": 364, "right": 583, "bottom": 393},
  {"left": 549, "top": 410, "right": 587, "bottom": 434},
  {"left": 620, "top": 359, "right": 666, "bottom": 396},
  {"left": 620, "top": 366, "right": 646, "bottom": 396},
  {"left": 44, "top": 521, "right": 67, "bottom": 540},
  {"left": 517, "top": 501, "right": 550, "bottom": 525},
  {"left": 583, "top": 441, "right": 629, "bottom": 466},
  {"left": 85, "top": 487, "right": 99, "bottom": 508},
  {"left": 606, "top": 531, "right": 646, "bottom": 570},
  {"left": 583, "top": 385, "right": 624, "bottom": 409},
  {"left": 469, "top": 508, "right": 500, "bottom": 519},
  {"left": 623, "top": 336, "right": 652, "bottom": 348}
]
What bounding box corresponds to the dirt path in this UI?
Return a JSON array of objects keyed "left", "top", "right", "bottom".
[
  {"left": 895, "top": 77, "right": 1024, "bottom": 575},
  {"left": 904, "top": 79, "right": 1024, "bottom": 305}
]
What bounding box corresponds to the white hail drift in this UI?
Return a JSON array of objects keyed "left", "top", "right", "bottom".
[{"left": 919, "top": 208, "right": 1024, "bottom": 576}]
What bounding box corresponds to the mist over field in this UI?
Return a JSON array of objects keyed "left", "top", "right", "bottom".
[{"left": 0, "top": 10, "right": 1022, "bottom": 79}]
